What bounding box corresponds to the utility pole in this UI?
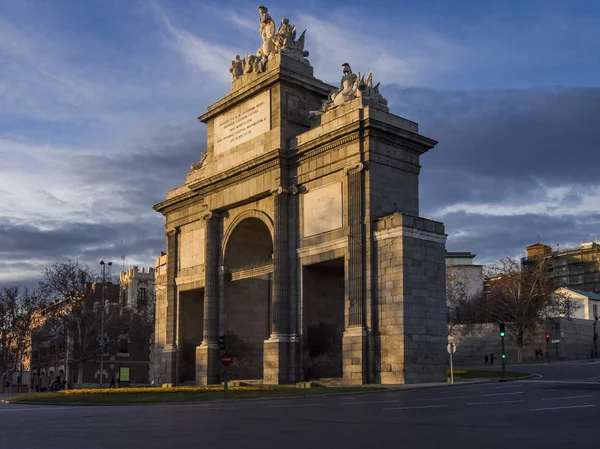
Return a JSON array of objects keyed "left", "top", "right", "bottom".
[{"left": 99, "top": 260, "right": 112, "bottom": 388}]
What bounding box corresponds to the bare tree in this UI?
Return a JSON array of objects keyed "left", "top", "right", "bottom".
[
  {"left": 38, "top": 259, "right": 99, "bottom": 303},
  {"left": 35, "top": 261, "right": 154, "bottom": 388},
  {"left": 39, "top": 291, "right": 120, "bottom": 388},
  {"left": 0, "top": 286, "right": 42, "bottom": 393},
  {"left": 483, "top": 256, "right": 579, "bottom": 362}
]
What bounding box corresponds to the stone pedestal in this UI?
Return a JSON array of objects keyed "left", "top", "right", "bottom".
[
  {"left": 342, "top": 327, "right": 367, "bottom": 384},
  {"left": 195, "top": 343, "right": 220, "bottom": 385},
  {"left": 161, "top": 345, "right": 178, "bottom": 385},
  {"left": 263, "top": 335, "right": 298, "bottom": 384}
]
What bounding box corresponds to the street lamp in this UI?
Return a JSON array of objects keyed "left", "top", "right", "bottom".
[{"left": 99, "top": 260, "right": 112, "bottom": 387}]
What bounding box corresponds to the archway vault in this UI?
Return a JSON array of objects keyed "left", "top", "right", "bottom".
[{"left": 222, "top": 210, "right": 274, "bottom": 271}]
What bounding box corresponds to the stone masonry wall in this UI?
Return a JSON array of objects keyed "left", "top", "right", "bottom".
[
  {"left": 375, "top": 214, "right": 447, "bottom": 384},
  {"left": 450, "top": 318, "right": 598, "bottom": 366}
]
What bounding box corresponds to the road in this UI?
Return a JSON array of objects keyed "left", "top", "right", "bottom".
[{"left": 2, "top": 361, "right": 600, "bottom": 449}]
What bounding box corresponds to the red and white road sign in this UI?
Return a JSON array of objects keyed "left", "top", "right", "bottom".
[{"left": 220, "top": 353, "right": 233, "bottom": 366}]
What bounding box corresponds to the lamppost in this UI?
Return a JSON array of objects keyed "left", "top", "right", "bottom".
[{"left": 99, "top": 260, "right": 112, "bottom": 387}]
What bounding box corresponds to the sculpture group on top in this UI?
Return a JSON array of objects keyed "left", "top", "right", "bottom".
[
  {"left": 310, "top": 63, "right": 389, "bottom": 118},
  {"left": 229, "top": 5, "right": 309, "bottom": 81}
]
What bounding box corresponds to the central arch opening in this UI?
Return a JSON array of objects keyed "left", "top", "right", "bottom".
[{"left": 223, "top": 217, "right": 273, "bottom": 381}]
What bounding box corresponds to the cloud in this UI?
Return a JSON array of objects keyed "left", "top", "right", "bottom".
[
  {"left": 299, "top": 14, "right": 462, "bottom": 86},
  {"left": 153, "top": 5, "right": 242, "bottom": 83}
]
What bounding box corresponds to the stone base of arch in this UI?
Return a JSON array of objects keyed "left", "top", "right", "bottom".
[
  {"left": 195, "top": 343, "right": 220, "bottom": 385},
  {"left": 263, "top": 335, "right": 299, "bottom": 385}
]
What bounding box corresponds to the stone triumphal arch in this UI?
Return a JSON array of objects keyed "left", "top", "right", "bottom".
[{"left": 153, "top": 5, "right": 448, "bottom": 385}]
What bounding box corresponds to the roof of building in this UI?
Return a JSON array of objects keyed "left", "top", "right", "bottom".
[
  {"left": 560, "top": 287, "right": 600, "bottom": 301},
  {"left": 445, "top": 251, "right": 476, "bottom": 259}
]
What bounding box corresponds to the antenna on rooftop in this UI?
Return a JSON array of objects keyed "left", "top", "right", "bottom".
[{"left": 120, "top": 240, "right": 126, "bottom": 272}]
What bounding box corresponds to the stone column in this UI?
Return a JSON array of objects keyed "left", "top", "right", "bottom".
[
  {"left": 161, "top": 228, "right": 178, "bottom": 385},
  {"left": 342, "top": 163, "right": 368, "bottom": 384},
  {"left": 264, "top": 186, "right": 298, "bottom": 384},
  {"left": 196, "top": 212, "right": 221, "bottom": 385}
]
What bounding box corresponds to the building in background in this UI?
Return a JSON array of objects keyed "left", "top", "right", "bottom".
[
  {"left": 523, "top": 241, "right": 600, "bottom": 292},
  {"left": 445, "top": 251, "right": 484, "bottom": 300},
  {"left": 120, "top": 266, "right": 156, "bottom": 307},
  {"left": 30, "top": 277, "right": 153, "bottom": 390},
  {"left": 555, "top": 287, "right": 600, "bottom": 320}
]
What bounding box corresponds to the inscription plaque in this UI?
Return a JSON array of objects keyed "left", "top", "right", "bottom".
[
  {"left": 303, "top": 182, "right": 343, "bottom": 237},
  {"left": 214, "top": 90, "right": 271, "bottom": 155}
]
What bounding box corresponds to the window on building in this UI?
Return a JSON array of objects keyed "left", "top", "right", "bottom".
[
  {"left": 593, "top": 304, "right": 598, "bottom": 319},
  {"left": 138, "top": 287, "right": 147, "bottom": 306},
  {"left": 118, "top": 337, "right": 129, "bottom": 354}
]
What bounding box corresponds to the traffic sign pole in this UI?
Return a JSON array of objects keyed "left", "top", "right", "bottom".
[
  {"left": 450, "top": 350, "right": 454, "bottom": 384},
  {"left": 447, "top": 343, "right": 456, "bottom": 384},
  {"left": 220, "top": 352, "right": 233, "bottom": 393}
]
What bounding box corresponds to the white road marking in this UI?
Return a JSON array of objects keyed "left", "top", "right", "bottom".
[
  {"left": 344, "top": 400, "right": 399, "bottom": 405},
  {"left": 176, "top": 406, "right": 242, "bottom": 411},
  {"left": 483, "top": 391, "right": 526, "bottom": 397},
  {"left": 522, "top": 380, "right": 600, "bottom": 385},
  {"left": 264, "top": 403, "right": 324, "bottom": 409},
  {"left": 467, "top": 400, "right": 524, "bottom": 406},
  {"left": 383, "top": 405, "right": 448, "bottom": 411},
  {"left": 541, "top": 395, "right": 593, "bottom": 401},
  {"left": 417, "top": 396, "right": 468, "bottom": 401},
  {"left": 530, "top": 404, "right": 596, "bottom": 412}
]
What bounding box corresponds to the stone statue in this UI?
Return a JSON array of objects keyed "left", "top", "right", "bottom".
[
  {"left": 275, "top": 18, "right": 294, "bottom": 50},
  {"left": 190, "top": 151, "right": 208, "bottom": 172},
  {"left": 243, "top": 53, "right": 255, "bottom": 74},
  {"left": 331, "top": 63, "right": 359, "bottom": 107},
  {"left": 229, "top": 55, "right": 243, "bottom": 80},
  {"left": 257, "top": 5, "right": 276, "bottom": 58},
  {"left": 357, "top": 71, "right": 388, "bottom": 106},
  {"left": 309, "top": 63, "right": 388, "bottom": 117},
  {"left": 227, "top": 6, "right": 310, "bottom": 83}
]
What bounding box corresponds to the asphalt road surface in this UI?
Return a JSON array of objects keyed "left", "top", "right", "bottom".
[{"left": 2, "top": 361, "right": 600, "bottom": 449}]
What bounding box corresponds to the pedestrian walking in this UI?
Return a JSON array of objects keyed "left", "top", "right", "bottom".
[
  {"left": 109, "top": 376, "right": 116, "bottom": 388},
  {"left": 490, "top": 353, "right": 495, "bottom": 365},
  {"left": 484, "top": 355, "right": 489, "bottom": 365},
  {"left": 535, "top": 349, "right": 539, "bottom": 361}
]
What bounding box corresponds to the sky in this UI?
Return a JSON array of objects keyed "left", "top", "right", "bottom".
[{"left": 1, "top": 0, "right": 599, "bottom": 287}]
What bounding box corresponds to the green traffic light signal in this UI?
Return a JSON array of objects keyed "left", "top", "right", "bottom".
[
  {"left": 499, "top": 322, "right": 506, "bottom": 338},
  {"left": 502, "top": 354, "right": 506, "bottom": 359},
  {"left": 500, "top": 331, "right": 505, "bottom": 337}
]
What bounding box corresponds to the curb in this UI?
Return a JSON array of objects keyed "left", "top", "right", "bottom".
[{"left": 0, "top": 378, "right": 515, "bottom": 407}]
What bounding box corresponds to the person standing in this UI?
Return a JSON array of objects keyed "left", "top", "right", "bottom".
[
  {"left": 490, "top": 353, "right": 495, "bottom": 365},
  {"left": 484, "top": 355, "right": 489, "bottom": 365}
]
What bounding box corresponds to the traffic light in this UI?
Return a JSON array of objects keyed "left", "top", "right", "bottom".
[
  {"left": 499, "top": 323, "right": 506, "bottom": 338},
  {"left": 218, "top": 335, "right": 227, "bottom": 351},
  {"left": 502, "top": 353, "right": 506, "bottom": 359},
  {"left": 546, "top": 334, "right": 550, "bottom": 342}
]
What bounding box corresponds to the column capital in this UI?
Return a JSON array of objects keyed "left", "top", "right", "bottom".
[
  {"left": 202, "top": 210, "right": 221, "bottom": 221},
  {"left": 343, "top": 162, "right": 365, "bottom": 175},
  {"left": 165, "top": 228, "right": 178, "bottom": 237}
]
